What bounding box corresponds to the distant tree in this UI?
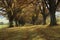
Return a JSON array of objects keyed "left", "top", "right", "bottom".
[{"left": 39, "top": 0, "right": 49, "bottom": 25}]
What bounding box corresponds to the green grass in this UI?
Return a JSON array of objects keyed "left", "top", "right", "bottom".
[{"left": 0, "top": 25, "right": 8, "bottom": 29}]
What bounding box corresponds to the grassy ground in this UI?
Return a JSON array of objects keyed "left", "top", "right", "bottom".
[
  {"left": 0, "top": 24, "right": 60, "bottom": 40},
  {"left": 0, "top": 18, "right": 60, "bottom": 40},
  {"left": 0, "top": 25, "right": 8, "bottom": 29}
]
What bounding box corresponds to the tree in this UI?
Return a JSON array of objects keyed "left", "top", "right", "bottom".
[
  {"left": 30, "top": 0, "right": 49, "bottom": 25},
  {"left": 1, "top": 0, "right": 14, "bottom": 27},
  {"left": 1, "top": 0, "right": 34, "bottom": 27},
  {"left": 44, "top": 0, "right": 60, "bottom": 26},
  {"left": 39, "top": 0, "right": 49, "bottom": 25}
]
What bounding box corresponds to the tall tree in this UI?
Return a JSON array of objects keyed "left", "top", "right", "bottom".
[
  {"left": 1, "top": 0, "right": 35, "bottom": 27},
  {"left": 44, "top": 0, "right": 60, "bottom": 26},
  {"left": 39, "top": 0, "right": 49, "bottom": 25},
  {"left": 1, "top": 0, "right": 14, "bottom": 27}
]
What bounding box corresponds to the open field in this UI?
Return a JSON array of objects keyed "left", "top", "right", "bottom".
[{"left": 0, "top": 25, "right": 8, "bottom": 29}]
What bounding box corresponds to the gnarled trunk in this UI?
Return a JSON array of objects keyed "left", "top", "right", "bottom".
[
  {"left": 7, "top": 10, "right": 14, "bottom": 27},
  {"left": 49, "top": 0, "right": 57, "bottom": 26},
  {"left": 49, "top": 10, "right": 57, "bottom": 26}
]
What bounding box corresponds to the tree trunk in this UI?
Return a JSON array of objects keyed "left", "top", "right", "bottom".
[
  {"left": 42, "top": 15, "right": 46, "bottom": 25},
  {"left": 31, "top": 15, "right": 36, "bottom": 25},
  {"left": 7, "top": 11, "right": 14, "bottom": 27},
  {"left": 9, "top": 18, "right": 14, "bottom": 27},
  {"left": 41, "top": 7, "right": 47, "bottom": 25},
  {"left": 15, "top": 20, "right": 18, "bottom": 26},
  {"left": 49, "top": 6, "right": 57, "bottom": 26},
  {"left": 50, "top": 12, "right": 57, "bottom": 26},
  {"left": 48, "top": 0, "right": 57, "bottom": 26}
]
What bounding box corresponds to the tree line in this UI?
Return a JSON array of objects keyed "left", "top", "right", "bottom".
[{"left": 0, "top": 0, "right": 60, "bottom": 27}]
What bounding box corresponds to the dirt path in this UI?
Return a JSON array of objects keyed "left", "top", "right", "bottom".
[{"left": 0, "top": 25, "right": 60, "bottom": 40}]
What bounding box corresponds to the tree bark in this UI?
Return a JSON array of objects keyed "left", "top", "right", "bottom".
[
  {"left": 9, "top": 18, "right": 14, "bottom": 27},
  {"left": 42, "top": 15, "right": 46, "bottom": 25},
  {"left": 49, "top": 11, "right": 57, "bottom": 26},
  {"left": 31, "top": 14, "right": 36, "bottom": 25},
  {"left": 7, "top": 11, "right": 14, "bottom": 27},
  {"left": 48, "top": 0, "right": 57, "bottom": 26}
]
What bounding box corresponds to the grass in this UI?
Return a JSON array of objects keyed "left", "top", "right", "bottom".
[
  {"left": 0, "top": 25, "right": 8, "bottom": 29},
  {"left": 0, "top": 24, "right": 60, "bottom": 40},
  {"left": 0, "top": 18, "right": 60, "bottom": 40}
]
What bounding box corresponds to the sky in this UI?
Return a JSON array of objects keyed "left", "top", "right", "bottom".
[
  {"left": 0, "top": 15, "right": 9, "bottom": 24},
  {"left": 55, "top": 11, "right": 60, "bottom": 17}
]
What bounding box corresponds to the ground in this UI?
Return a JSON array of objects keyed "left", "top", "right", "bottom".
[{"left": 0, "top": 24, "right": 60, "bottom": 40}]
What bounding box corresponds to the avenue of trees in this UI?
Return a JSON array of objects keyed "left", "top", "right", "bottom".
[{"left": 0, "top": 0, "right": 60, "bottom": 27}]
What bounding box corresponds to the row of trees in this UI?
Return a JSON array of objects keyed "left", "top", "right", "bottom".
[
  {"left": 0, "top": 0, "right": 60, "bottom": 27},
  {"left": 32, "top": 0, "right": 60, "bottom": 26}
]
